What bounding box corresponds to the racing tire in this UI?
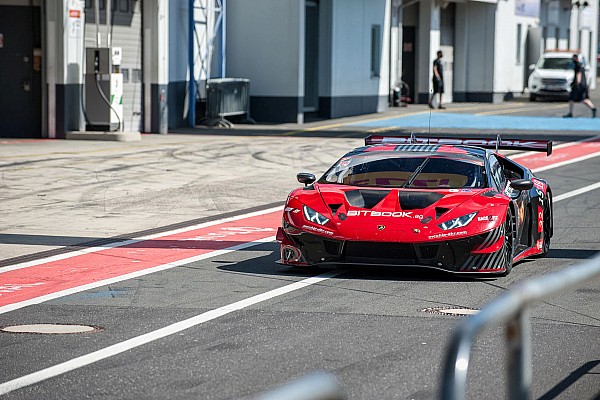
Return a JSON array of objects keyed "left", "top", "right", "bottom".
[{"left": 500, "top": 211, "right": 516, "bottom": 276}]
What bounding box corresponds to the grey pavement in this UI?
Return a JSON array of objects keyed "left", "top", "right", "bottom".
[{"left": 1, "top": 85, "right": 599, "bottom": 264}]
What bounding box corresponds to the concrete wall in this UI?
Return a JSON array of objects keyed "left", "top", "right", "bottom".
[
  {"left": 493, "top": 0, "right": 538, "bottom": 98},
  {"left": 454, "top": 1, "right": 496, "bottom": 102},
  {"left": 322, "top": 0, "right": 390, "bottom": 117},
  {"left": 226, "top": 0, "right": 303, "bottom": 123}
]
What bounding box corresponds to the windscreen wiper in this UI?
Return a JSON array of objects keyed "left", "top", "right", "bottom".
[{"left": 402, "top": 157, "right": 431, "bottom": 188}]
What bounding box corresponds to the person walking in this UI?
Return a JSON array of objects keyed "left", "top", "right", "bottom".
[
  {"left": 564, "top": 53, "right": 597, "bottom": 118},
  {"left": 429, "top": 50, "right": 445, "bottom": 109}
]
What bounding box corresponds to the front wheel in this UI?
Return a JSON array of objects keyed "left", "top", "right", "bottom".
[{"left": 501, "top": 211, "right": 516, "bottom": 276}]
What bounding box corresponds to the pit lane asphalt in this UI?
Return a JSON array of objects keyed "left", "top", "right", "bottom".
[{"left": 1, "top": 99, "right": 599, "bottom": 399}]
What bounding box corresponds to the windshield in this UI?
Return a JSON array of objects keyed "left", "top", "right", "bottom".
[
  {"left": 537, "top": 57, "right": 573, "bottom": 70},
  {"left": 319, "top": 153, "right": 486, "bottom": 189}
]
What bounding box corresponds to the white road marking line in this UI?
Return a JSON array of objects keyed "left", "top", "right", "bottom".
[
  {"left": 510, "top": 135, "right": 600, "bottom": 160},
  {"left": 0, "top": 206, "right": 282, "bottom": 274},
  {"left": 0, "top": 269, "right": 344, "bottom": 396},
  {"left": 532, "top": 150, "right": 600, "bottom": 173},
  {"left": 0, "top": 236, "right": 276, "bottom": 316},
  {"left": 553, "top": 182, "right": 600, "bottom": 203},
  {"left": 1, "top": 139, "right": 599, "bottom": 394}
]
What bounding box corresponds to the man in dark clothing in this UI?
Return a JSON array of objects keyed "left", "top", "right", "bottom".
[
  {"left": 564, "top": 54, "right": 596, "bottom": 118},
  {"left": 429, "top": 50, "right": 445, "bottom": 109}
]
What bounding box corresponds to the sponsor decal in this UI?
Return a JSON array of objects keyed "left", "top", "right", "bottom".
[
  {"left": 532, "top": 179, "right": 546, "bottom": 191},
  {"left": 380, "top": 137, "right": 548, "bottom": 149},
  {"left": 536, "top": 239, "right": 543, "bottom": 250},
  {"left": 284, "top": 207, "right": 301, "bottom": 214},
  {"left": 428, "top": 230, "right": 467, "bottom": 239},
  {"left": 184, "top": 227, "right": 275, "bottom": 242},
  {"left": 413, "top": 228, "right": 421, "bottom": 233},
  {"left": 477, "top": 215, "right": 499, "bottom": 222},
  {"left": 449, "top": 189, "right": 459, "bottom": 193},
  {"left": 538, "top": 209, "right": 544, "bottom": 232},
  {"left": 347, "top": 210, "right": 424, "bottom": 219},
  {"left": 301, "top": 224, "right": 334, "bottom": 235},
  {"left": 378, "top": 225, "right": 385, "bottom": 231},
  {"left": 339, "top": 158, "right": 351, "bottom": 167}
]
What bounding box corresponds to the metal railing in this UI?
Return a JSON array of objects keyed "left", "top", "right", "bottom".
[{"left": 440, "top": 252, "right": 600, "bottom": 400}]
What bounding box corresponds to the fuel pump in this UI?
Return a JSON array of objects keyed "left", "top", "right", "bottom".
[{"left": 84, "top": 47, "right": 123, "bottom": 131}]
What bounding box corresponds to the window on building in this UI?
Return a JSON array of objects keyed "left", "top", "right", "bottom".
[
  {"left": 371, "top": 25, "right": 382, "bottom": 77},
  {"left": 516, "top": 24, "right": 522, "bottom": 65}
]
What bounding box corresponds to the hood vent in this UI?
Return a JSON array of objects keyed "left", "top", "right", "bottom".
[
  {"left": 435, "top": 207, "right": 451, "bottom": 219},
  {"left": 345, "top": 190, "right": 390, "bottom": 209},
  {"left": 328, "top": 203, "right": 343, "bottom": 214},
  {"left": 399, "top": 192, "right": 444, "bottom": 210}
]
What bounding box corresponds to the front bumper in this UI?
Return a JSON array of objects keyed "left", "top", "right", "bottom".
[{"left": 277, "top": 226, "right": 506, "bottom": 273}]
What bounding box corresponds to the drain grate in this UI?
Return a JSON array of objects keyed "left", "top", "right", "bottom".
[
  {"left": 0, "top": 324, "right": 103, "bottom": 334},
  {"left": 419, "top": 307, "right": 479, "bottom": 316}
]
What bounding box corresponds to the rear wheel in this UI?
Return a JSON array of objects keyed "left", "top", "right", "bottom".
[{"left": 501, "top": 211, "right": 516, "bottom": 276}]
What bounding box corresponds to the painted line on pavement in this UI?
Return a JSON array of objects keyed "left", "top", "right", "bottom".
[
  {"left": 510, "top": 135, "right": 600, "bottom": 160},
  {"left": 0, "top": 269, "right": 344, "bottom": 396},
  {"left": 0, "top": 236, "right": 276, "bottom": 316},
  {"left": 0, "top": 206, "right": 282, "bottom": 274},
  {"left": 553, "top": 182, "right": 600, "bottom": 202},
  {"left": 1, "top": 179, "right": 598, "bottom": 395}
]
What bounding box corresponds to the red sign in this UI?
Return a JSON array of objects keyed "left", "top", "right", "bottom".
[{"left": 69, "top": 9, "right": 81, "bottom": 18}]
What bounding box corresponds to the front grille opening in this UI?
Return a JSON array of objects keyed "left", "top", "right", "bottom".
[
  {"left": 419, "top": 244, "right": 439, "bottom": 259},
  {"left": 344, "top": 241, "right": 417, "bottom": 265},
  {"left": 323, "top": 240, "right": 342, "bottom": 255}
]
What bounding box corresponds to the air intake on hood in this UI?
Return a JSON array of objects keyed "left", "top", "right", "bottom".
[
  {"left": 345, "top": 190, "right": 390, "bottom": 209},
  {"left": 399, "top": 192, "right": 444, "bottom": 210}
]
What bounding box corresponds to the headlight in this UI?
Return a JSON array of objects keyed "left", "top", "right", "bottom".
[
  {"left": 438, "top": 212, "right": 477, "bottom": 230},
  {"left": 529, "top": 73, "right": 540, "bottom": 83},
  {"left": 303, "top": 206, "right": 330, "bottom": 225}
]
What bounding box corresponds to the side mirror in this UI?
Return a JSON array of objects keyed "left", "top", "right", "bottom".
[
  {"left": 528, "top": 64, "right": 536, "bottom": 71},
  {"left": 297, "top": 172, "right": 316, "bottom": 186},
  {"left": 510, "top": 179, "right": 534, "bottom": 191}
]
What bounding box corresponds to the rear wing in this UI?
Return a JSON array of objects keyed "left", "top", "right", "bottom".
[{"left": 364, "top": 134, "right": 553, "bottom": 156}]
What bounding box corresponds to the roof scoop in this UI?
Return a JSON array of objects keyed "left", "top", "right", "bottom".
[
  {"left": 345, "top": 190, "right": 390, "bottom": 209},
  {"left": 399, "top": 192, "right": 444, "bottom": 210}
]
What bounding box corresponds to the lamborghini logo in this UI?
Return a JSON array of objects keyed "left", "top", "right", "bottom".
[{"left": 378, "top": 225, "right": 385, "bottom": 231}]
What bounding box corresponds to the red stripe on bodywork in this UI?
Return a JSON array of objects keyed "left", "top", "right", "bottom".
[{"left": 0, "top": 211, "right": 281, "bottom": 307}]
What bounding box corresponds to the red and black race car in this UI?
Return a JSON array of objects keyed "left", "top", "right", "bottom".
[{"left": 276, "top": 135, "right": 553, "bottom": 275}]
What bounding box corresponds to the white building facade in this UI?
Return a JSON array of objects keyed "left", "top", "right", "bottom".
[{"left": 0, "top": 0, "right": 597, "bottom": 138}]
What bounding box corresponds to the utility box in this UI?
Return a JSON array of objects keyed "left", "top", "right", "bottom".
[{"left": 85, "top": 47, "right": 123, "bottom": 131}]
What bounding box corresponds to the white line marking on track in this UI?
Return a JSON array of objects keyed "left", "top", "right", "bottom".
[
  {"left": 532, "top": 151, "right": 600, "bottom": 173},
  {"left": 0, "top": 236, "right": 276, "bottom": 315},
  {"left": 553, "top": 182, "right": 600, "bottom": 203},
  {"left": 2, "top": 140, "right": 600, "bottom": 394},
  {"left": 1, "top": 180, "right": 599, "bottom": 395},
  {"left": 0, "top": 206, "right": 282, "bottom": 274},
  {"left": 510, "top": 135, "right": 600, "bottom": 160},
  {"left": 0, "top": 269, "right": 344, "bottom": 396}
]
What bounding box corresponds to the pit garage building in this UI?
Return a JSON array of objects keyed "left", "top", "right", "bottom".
[{"left": 0, "top": 0, "right": 596, "bottom": 138}]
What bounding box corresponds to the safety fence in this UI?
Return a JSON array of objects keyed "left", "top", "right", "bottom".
[{"left": 440, "top": 252, "right": 600, "bottom": 399}]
